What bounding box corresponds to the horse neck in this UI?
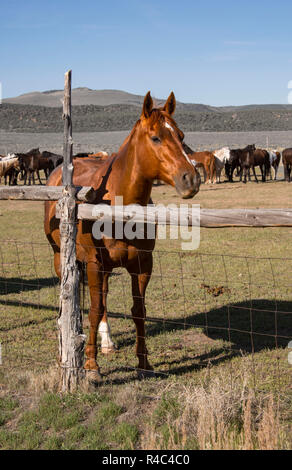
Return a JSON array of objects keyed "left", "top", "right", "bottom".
[{"left": 111, "top": 127, "right": 154, "bottom": 206}]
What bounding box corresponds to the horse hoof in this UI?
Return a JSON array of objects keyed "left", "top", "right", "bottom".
[
  {"left": 137, "top": 368, "right": 156, "bottom": 380},
  {"left": 86, "top": 369, "right": 103, "bottom": 385},
  {"left": 101, "top": 344, "right": 118, "bottom": 355}
]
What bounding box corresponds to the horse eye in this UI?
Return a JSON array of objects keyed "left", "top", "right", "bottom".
[{"left": 151, "top": 136, "right": 161, "bottom": 144}]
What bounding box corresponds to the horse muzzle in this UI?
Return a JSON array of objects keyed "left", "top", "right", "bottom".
[{"left": 174, "top": 171, "right": 201, "bottom": 199}]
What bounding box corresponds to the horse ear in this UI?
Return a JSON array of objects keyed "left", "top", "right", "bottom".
[
  {"left": 163, "top": 91, "right": 176, "bottom": 116},
  {"left": 142, "top": 91, "right": 153, "bottom": 118}
]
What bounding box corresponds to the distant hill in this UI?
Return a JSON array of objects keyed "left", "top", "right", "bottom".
[
  {"left": 3, "top": 87, "right": 217, "bottom": 111},
  {"left": 4, "top": 87, "right": 292, "bottom": 112},
  {"left": 3, "top": 88, "right": 149, "bottom": 108},
  {"left": 1, "top": 88, "right": 292, "bottom": 133}
]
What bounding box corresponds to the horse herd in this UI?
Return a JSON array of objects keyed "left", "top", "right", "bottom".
[
  {"left": 1, "top": 143, "right": 291, "bottom": 189},
  {"left": 0, "top": 149, "right": 108, "bottom": 186},
  {"left": 184, "top": 144, "right": 292, "bottom": 184}
]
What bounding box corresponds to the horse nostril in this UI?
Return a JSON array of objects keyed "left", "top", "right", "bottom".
[
  {"left": 175, "top": 171, "right": 200, "bottom": 198},
  {"left": 182, "top": 172, "right": 191, "bottom": 184},
  {"left": 182, "top": 172, "right": 198, "bottom": 189}
]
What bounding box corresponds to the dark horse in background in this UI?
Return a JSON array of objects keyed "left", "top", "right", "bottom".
[
  {"left": 282, "top": 148, "right": 292, "bottom": 182},
  {"left": 225, "top": 145, "right": 256, "bottom": 182},
  {"left": 241, "top": 148, "right": 270, "bottom": 183},
  {"left": 18, "top": 148, "right": 51, "bottom": 185},
  {"left": 44, "top": 92, "right": 201, "bottom": 381},
  {"left": 41, "top": 151, "right": 63, "bottom": 175}
]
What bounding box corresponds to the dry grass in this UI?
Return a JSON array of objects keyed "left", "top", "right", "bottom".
[{"left": 140, "top": 366, "right": 291, "bottom": 450}]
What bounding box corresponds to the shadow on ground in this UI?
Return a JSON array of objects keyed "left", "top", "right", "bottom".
[
  {"left": 105, "top": 299, "right": 292, "bottom": 381},
  {"left": 0, "top": 276, "right": 58, "bottom": 295},
  {"left": 1, "top": 273, "right": 291, "bottom": 382},
  {"left": 111, "top": 299, "right": 292, "bottom": 353}
]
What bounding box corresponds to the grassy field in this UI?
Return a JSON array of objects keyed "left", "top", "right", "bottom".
[{"left": 0, "top": 170, "right": 291, "bottom": 450}]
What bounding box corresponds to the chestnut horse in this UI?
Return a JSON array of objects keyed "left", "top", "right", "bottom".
[
  {"left": 44, "top": 92, "right": 201, "bottom": 381},
  {"left": 182, "top": 143, "right": 216, "bottom": 183},
  {"left": 192, "top": 152, "right": 216, "bottom": 184}
]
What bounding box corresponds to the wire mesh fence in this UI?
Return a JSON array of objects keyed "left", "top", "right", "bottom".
[{"left": 0, "top": 239, "right": 291, "bottom": 395}]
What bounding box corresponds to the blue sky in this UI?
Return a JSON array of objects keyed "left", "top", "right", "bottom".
[{"left": 1, "top": 0, "right": 292, "bottom": 105}]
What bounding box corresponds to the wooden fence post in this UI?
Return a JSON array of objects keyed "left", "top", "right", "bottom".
[{"left": 57, "top": 70, "right": 86, "bottom": 391}]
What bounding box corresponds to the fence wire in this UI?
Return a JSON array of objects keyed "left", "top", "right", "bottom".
[{"left": 0, "top": 239, "right": 291, "bottom": 396}]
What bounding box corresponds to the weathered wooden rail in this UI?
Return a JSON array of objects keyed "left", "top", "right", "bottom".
[
  {"left": 0, "top": 185, "right": 91, "bottom": 201},
  {"left": 1, "top": 185, "right": 291, "bottom": 227},
  {"left": 75, "top": 205, "right": 292, "bottom": 227}
]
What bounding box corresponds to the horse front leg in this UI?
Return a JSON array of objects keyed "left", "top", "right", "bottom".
[
  {"left": 284, "top": 165, "right": 288, "bottom": 181},
  {"left": 37, "top": 170, "right": 43, "bottom": 185},
  {"left": 212, "top": 166, "right": 216, "bottom": 184},
  {"left": 205, "top": 166, "right": 211, "bottom": 184},
  {"left": 84, "top": 261, "right": 104, "bottom": 380},
  {"left": 13, "top": 170, "right": 18, "bottom": 185},
  {"left": 252, "top": 166, "right": 258, "bottom": 183},
  {"left": 28, "top": 170, "right": 33, "bottom": 185},
  {"left": 128, "top": 258, "right": 154, "bottom": 376},
  {"left": 225, "top": 163, "right": 230, "bottom": 182},
  {"left": 9, "top": 171, "right": 14, "bottom": 185},
  {"left": 230, "top": 164, "right": 236, "bottom": 182},
  {"left": 99, "top": 270, "right": 117, "bottom": 354}
]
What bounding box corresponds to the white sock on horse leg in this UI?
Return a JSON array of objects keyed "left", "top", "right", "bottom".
[{"left": 98, "top": 320, "right": 116, "bottom": 352}]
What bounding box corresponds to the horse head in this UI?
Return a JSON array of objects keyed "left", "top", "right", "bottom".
[
  {"left": 27, "top": 148, "right": 42, "bottom": 158},
  {"left": 244, "top": 144, "right": 256, "bottom": 154},
  {"left": 134, "top": 91, "right": 201, "bottom": 199}
]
